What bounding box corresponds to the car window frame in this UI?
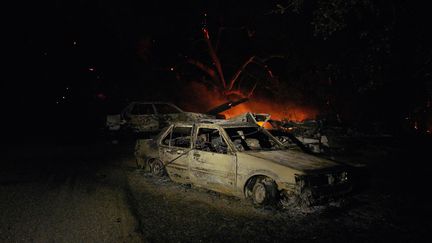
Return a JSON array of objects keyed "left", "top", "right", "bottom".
[
  {"left": 154, "top": 103, "right": 183, "bottom": 115},
  {"left": 158, "top": 124, "right": 193, "bottom": 149},
  {"left": 193, "top": 124, "right": 235, "bottom": 155},
  {"left": 169, "top": 125, "right": 193, "bottom": 149},
  {"left": 159, "top": 125, "right": 173, "bottom": 147},
  {"left": 127, "top": 102, "right": 157, "bottom": 116},
  {"left": 224, "top": 125, "right": 286, "bottom": 151}
]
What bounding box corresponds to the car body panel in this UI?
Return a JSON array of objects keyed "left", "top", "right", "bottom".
[
  {"left": 190, "top": 150, "right": 237, "bottom": 194},
  {"left": 161, "top": 148, "right": 192, "bottom": 184},
  {"left": 242, "top": 150, "right": 340, "bottom": 173},
  {"left": 135, "top": 120, "right": 352, "bottom": 203}
]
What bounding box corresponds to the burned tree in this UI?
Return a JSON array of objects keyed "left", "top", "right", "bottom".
[{"left": 182, "top": 15, "right": 280, "bottom": 100}]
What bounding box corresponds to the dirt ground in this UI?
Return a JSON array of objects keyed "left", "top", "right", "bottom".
[
  {"left": 1, "top": 136, "right": 431, "bottom": 242},
  {"left": 124, "top": 135, "right": 431, "bottom": 242},
  {"left": 0, "top": 143, "right": 143, "bottom": 243},
  {"left": 125, "top": 166, "right": 423, "bottom": 242}
]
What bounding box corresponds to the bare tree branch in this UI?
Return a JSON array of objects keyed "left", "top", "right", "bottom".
[
  {"left": 223, "top": 89, "right": 246, "bottom": 97},
  {"left": 202, "top": 28, "right": 227, "bottom": 89},
  {"left": 247, "top": 82, "right": 258, "bottom": 97},
  {"left": 228, "top": 56, "right": 256, "bottom": 90}
]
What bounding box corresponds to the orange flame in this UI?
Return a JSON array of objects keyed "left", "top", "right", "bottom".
[
  {"left": 180, "top": 82, "right": 318, "bottom": 122},
  {"left": 221, "top": 101, "right": 317, "bottom": 121}
]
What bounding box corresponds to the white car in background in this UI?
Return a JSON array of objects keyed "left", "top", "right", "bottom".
[
  {"left": 106, "top": 102, "right": 212, "bottom": 134},
  {"left": 106, "top": 99, "right": 248, "bottom": 134}
]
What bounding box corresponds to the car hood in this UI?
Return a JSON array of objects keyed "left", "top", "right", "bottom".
[{"left": 242, "top": 150, "right": 342, "bottom": 173}]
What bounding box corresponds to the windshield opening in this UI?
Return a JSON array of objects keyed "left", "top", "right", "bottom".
[{"left": 224, "top": 127, "right": 282, "bottom": 151}]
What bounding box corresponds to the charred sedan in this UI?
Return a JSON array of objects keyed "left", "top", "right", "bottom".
[
  {"left": 106, "top": 101, "right": 213, "bottom": 134},
  {"left": 135, "top": 120, "right": 352, "bottom": 206},
  {"left": 106, "top": 98, "right": 248, "bottom": 134}
]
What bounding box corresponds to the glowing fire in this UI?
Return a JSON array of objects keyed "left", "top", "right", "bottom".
[
  {"left": 180, "top": 82, "right": 318, "bottom": 122},
  {"left": 221, "top": 102, "right": 317, "bottom": 121}
]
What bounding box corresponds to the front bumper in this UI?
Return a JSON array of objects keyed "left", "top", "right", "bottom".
[
  {"left": 295, "top": 173, "right": 353, "bottom": 205},
  {"left": 304, "top": 182, "right": 352, "bottom": 205}
]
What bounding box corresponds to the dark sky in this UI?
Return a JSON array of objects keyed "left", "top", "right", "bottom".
[
  {"left": 4, "top": 1, "right": 252, "bottom": 138},
  {"left": 7, "top": 1, "right": 228, "bottom": 103},
  {"left": 4, "top": 1, "right": 432, "bottom": 139},
  {"left": 6, "top": 1, "right": 275, "bottom": 112}
]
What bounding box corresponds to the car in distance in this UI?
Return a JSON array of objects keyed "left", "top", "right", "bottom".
[
  {"left": 106, "top": 101, "right": 213, "bottom": 134},
  {"left": 135, "top": 119, "right": 352, "bottom": 206},
  {"left": 106, "top": 98, "right": 248, "bottom": 134}
]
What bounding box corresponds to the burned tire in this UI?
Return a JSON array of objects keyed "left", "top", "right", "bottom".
[
  {"left": 251, "top": 177, "right": 277, "bottom": 206},
  {"left": 135, "top": 157, "right": 145, "bottom": 169},
  {"left": 150, "top": 159, "right": 166, "bottom": 177}
]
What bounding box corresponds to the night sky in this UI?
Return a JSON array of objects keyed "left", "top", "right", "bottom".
[{"left": 4, "top": 0, "right": 432, "bottom": 141}]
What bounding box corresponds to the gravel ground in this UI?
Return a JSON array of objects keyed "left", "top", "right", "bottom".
[
  {"left": 1, "top": 136, "right": 431, "bottom": 242},
  {"left": 0, "top": 143, "right": 142, "bottom": 243},
  {"left": 126, "top": 169, "right": 425, "bottom": 242},
  {"left": 124, "top": 136, "right": 432, "bottom": 242}
]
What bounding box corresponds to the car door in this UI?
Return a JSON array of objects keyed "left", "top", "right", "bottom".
[
  {"left": 189, "top": 125, "right": 237, "bottom": 194},
  {"left": 159, "top": 125, "right": 193, "bottom": 184},
  {"left": 126, "top": 103, "right": 159, "bottom": 132}
]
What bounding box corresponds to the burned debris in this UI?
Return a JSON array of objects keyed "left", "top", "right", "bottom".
[{"left": 228, "top": 112, "right": 344, "bottom": 155}]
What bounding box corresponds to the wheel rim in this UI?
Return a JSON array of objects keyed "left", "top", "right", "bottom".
[
  {"left": 152, "top": 161, "right": 164, "bottom": 176},
  {"left": 254, "top": 183, "right": 266, "bottom": 204}
]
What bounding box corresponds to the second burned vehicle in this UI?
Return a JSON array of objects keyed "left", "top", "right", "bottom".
[
  {"left": 106, "top": 98, "right": 248, "bottom": 135},
  {"left": 135, "top": 119, "right": 353, "bottom": 206},
  {"left": 106, "top": 102, "right": 211, "bottom": 134}
]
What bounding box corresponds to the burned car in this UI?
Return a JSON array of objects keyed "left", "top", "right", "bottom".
[
  {"left": 228, "top": 112, "right": 313, "bottom": 153},
  {"left": 135, "top": 119, "right": 353, "bottom": 206},
  {"left": 106, "top": 98, "right": 248, "bottom": 134},
  {"left": 106, "top": 102, "right": 212, "bottom": 134},
  {"left": 230, "top": 112, "right": 347, "bottom": 154}
]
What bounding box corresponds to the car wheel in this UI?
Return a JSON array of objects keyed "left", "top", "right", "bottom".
[
  {"left": 150, "top": 159, "right": 166, "bottom": 177},
  {"left": 136, "top": 157, "right": 145, "bottom": 169},
  {"left": 252, "top": 177, "right": 277, "bottom": 206}
]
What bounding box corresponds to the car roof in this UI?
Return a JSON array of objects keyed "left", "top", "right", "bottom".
[
  {"left": 131, "top": 101, "right": 177, "bottom": 105},
  {"left": 171, "top": 119, "right": 260, "bottom": 128},
  {"left": 129, "top": 101, "right": 184, "bottom": 111}
]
